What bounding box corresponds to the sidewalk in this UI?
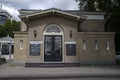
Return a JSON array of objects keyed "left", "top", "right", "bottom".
[{"left": 0, "top": 61, "right": 120, "bottom": 78}]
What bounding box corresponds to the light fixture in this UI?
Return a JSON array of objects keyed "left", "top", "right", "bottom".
[
  {"left": 70, "top": 30, "right": 72, "bottom": 39},
  {"left": 34, "top": 30, "right": 37, "bottom": 38}
]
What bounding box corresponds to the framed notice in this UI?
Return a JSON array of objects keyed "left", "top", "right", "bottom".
[
  {"left": 30, "top": 41, "right": 42, "bottom": 56},
  {"left": 66, "top": 43, "right": 76, "bottom": 56}
]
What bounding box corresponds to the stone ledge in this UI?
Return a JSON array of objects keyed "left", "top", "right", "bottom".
[
  {"left": 78, "top": 32, "right": 115, "bottom": 35},
  {"left": 13, "top": 31, "right": 28, "bottom": 34}
]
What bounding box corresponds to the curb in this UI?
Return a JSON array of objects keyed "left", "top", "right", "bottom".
[{"left": 0, "top": 74, "right": 120, "bottom": 79}]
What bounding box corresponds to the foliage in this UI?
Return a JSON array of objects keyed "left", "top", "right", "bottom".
[
  {"left": 75, "top": 0, "right": 118, "bottom": 12},
  {"left": 0, "top": 20, "right": 20, "bottom": 38}
]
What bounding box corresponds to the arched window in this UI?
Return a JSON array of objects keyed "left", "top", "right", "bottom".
[{"left": 44, "top": 24, "right": 63, "bottom": 35}]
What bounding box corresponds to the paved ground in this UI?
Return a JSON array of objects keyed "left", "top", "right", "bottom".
[{"left": 0, "top": 61, "right": 120, "bottom": 79}]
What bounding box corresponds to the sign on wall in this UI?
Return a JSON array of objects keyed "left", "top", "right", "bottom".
[
  {"left": 30, "top": 41, "right": 42, "bottom": 56},
  {"left": 65, "top": 42, "right": 76, "bottom": 56}
]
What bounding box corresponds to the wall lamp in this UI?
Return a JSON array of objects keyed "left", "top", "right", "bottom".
[{"left": 70, "top": 30, "right": 72, "bottom": 39}]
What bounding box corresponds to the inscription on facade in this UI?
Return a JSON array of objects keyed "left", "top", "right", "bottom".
[
  {"left": 30, "top": 41, "right": 42, "bottom": 56},
  {"left": 66, "top": 42, "right": 76, "bottom": 56}
]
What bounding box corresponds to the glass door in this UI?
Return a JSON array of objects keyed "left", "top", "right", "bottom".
[{"left": 44, "top": 35, "right": 62, "bottom": 62}]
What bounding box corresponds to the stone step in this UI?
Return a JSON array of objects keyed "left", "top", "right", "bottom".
[{"left": 25, "top": 63, "right": 80, "bottom": 67}]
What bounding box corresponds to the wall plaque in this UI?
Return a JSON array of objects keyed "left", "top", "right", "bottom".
[
  {"left": 66, "top": 44, "right": 76, "bottom": 56},
  {"left": 30, "top": 41, "right": 42, "bottom": 56}
]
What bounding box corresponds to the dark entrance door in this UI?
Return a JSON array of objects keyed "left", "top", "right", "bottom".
[{"left": 44, "top": 35, "right": 62, "bottom": 62}]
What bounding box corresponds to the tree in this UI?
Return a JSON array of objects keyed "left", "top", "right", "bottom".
[
  {"left": 75, "top": 0, "right": 118, "bottom": 12},
  {"left": 75, "top": 0, "right": 120, "bottom": 51},
  {"left": 106, "top": 6, "right": 120, "bottom": 51},
  {"left": 0, "top": 20, "right": 20, "bottom": 38}
]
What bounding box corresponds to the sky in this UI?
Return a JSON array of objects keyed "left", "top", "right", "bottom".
[{"left": 0, "top": 0, "right": 79, "bottom": 21}]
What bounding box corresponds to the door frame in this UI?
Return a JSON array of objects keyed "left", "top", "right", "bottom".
[
  {"left": 43, "top": 24, "right": 64, "bottom": 63},
  {"left": 44, "top": 35, "right": 62, "bottom": 62}
]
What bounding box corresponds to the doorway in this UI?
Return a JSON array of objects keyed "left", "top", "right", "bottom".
[{"left": 44, "top": 35, "right": 62, "bottom": 62}]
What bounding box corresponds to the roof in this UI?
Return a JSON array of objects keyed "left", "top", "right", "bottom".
[
  {"left": 0, "top": 9, "right": 12, "bottom": 18},
  {"left": 19, "top": 8, "right": 106, "bottom": 16},
  {"left": 19, "top": 9, "right": 39, "bottom": 15},
  {"left": 19, "top": 8, "right": 86, "bottom": 22},
  {"left": 0, "top": 36, "right": 14, "bottom": 43}
]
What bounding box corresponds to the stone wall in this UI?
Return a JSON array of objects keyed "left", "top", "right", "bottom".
[
  {"left": 13, "top": 32, "right": 28, "bottom": 62},
  {"left": 14, "top": 13, "right": 116, "bottom": 65},
  {"left": 80, "top": 19, "right": 104, "bottom": 32},
  {"left": 27, "top": 16, "right": 78, "bottom": 63},
  {"left": 20, "top": 21, "right": 27, "bottom": 32},
  {"left": 77, "top": 32, "right": 116, "bottom": 65}
]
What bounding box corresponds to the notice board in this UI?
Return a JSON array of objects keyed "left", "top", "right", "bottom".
[{"left": 30, "top": 41, "right": 41, "bottom": 56}]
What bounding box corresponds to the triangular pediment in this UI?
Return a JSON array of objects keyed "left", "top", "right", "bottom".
[{"left": 19, "top": 8, "right": 86, "bottom": 21}]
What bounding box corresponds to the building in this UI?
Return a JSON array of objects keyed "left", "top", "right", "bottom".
[
  {"left": 14, "top": 8, "right": 116, "bottom": 66},
  {"left": 0, "top": 8, "right": 12, "bottom": 25},
  {"left": 0, "top": 35, "right": 14, "bottom": 59}
]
